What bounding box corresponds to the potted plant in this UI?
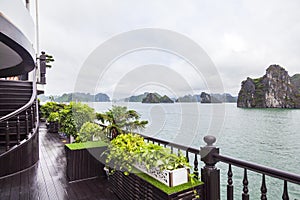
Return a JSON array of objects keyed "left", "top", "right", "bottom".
[
  {"left": 59, "top": 102, "right": 96, "bottom": 143},
  {"left": 135, "top": 143, "right": 190, "bottom": 187},
  {"left": 105, "top": 133, "right": 190, "bottom": 187},
  {"left": 47, "top": 112, "right": 60, "bottom": 133},
  {"left": 65, "top": 140, "right": 108, "bottom": 181}
]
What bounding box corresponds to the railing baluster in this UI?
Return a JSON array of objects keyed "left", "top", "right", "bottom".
[
  {"left": 33, "top": 102, "right": 37, "bottom": 124},
  {"left": 261, "top": 174, "right": 267, "bottom": 200},
  {"left": 242, "top": 168, "right": 249, "bottom": 200},
  {"left": 31, "top": 106, "right": 34, "bottom": 132},
  {"left": 185, "top": 151, "right": 189, "bottom": 162},
  {"left": 177, "top": 148, "right": 180, "bottom": 156},
  {"left": 282, "top": 180, "right": 289, "bottom": 200},
  {"left": 25, "top": 110, "right": 29, "bottom": 138},
  {"left": 194, "top": 153, "right": 198, "bottom": 179},
  {"left": 171, "top": 146, "right": 173, "bottom": 153},
  {"left": 227, "top": 164, "right": 233, "bottom": 200},
  {"left": 6, "top": 121, "right": 10, "bottom": 151},
  {"left": 16, "top": 116, "right": 20, "bottom": 144}
]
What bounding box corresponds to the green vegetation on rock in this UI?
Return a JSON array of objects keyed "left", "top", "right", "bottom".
[
  {"left": 38, "top": 92, "right": 110, "bottom": 102},
  {"left": 142, "top": 93, "right": 174, "bottom": 103},
  {"left": 124, "top": 92, "right": 149, "bottom": 102},
  {"left": 237, "top": 65, "right": 300, "bottom": 108},
  {"left": 291, "top": 74, "right": 300, "bottom": 92}
]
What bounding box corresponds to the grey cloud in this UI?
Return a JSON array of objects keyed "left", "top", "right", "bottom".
[{"left": 38, "top": 0, "right": 300, "bottom": 95}]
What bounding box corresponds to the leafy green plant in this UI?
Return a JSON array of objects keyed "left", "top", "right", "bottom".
[
  {"left": 40, "top": 102, "right": 65, "bottom": 119},
  {"left": 105, "top": 133, "right": 190, "bottom": 174},
  {"left": 59, "top": 102, "right": 96, "bottom": 138},
  {"left": 71, "top": 102, "right": 96, "bottom": 131},
  {"left": 159, "top": 151, "right": 189, "bottom": 171},
  {"left": 76, "top": 122, "right": 107, "bottom": 143},
  {"left": 105, "top": 133, "right": 145, "bottom": 173},
  {"left": 105, "top": 133, "right": 200, "bottom": 197},
  {"left": 96, "top": 106, "right": 148, "bottom": 138},
  {"left": 59, "top": 104, "right": 76, "bottom": 137},
  {"left": 47, "top": 112, "right": 60, "bottom": 122}
]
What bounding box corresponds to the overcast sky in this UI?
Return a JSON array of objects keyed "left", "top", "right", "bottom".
[{"left": 37, "top": 0, "right": 300, "bottom": 98}]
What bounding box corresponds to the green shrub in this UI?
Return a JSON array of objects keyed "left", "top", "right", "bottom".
[
  {"left": 71, "top": 102, "right": 95, "bottom": 131},
  {"left": 47, "top": 112, "right": 60, "bottom": 122},
  {"left": 59, "top": 105, "right": 77, "bottom": 137},
  {"left": 105, "top": 133, "right": 190, "bottom": 174},
  {"left": 59, "top": 102, "right": 95, "bottom": 138},
  {"left": 40, "top": 102, "right": 65, "bottom": 119},
  {"left": 76, "top": 122, "right": 106, "bottom": 143}
]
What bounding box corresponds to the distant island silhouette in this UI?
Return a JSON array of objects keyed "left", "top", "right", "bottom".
[{"left": 38, "top": 92, "right": 237, "bottom": 103}]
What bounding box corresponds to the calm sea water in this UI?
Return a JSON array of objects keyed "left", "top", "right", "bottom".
[{"left": 87, "top": 102, "right": 300, "bottom": 199}]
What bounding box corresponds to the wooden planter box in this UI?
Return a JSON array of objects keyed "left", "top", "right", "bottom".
[
  {"left": 135, "top": 163, "right": 189, "bottom": 187},
  {"left": 65, "top": 141, "right": 107, "bottom": 182},
  {"left": 110, "top": 170, "right": 204, "bottom": 200}
]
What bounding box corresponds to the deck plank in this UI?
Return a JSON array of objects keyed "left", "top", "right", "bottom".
[
  {"left": 0, "top": 122, "right": 119, "bottom": 200},
  {"left": 9, "top": 173, "right": 20, "bottom": 200}
]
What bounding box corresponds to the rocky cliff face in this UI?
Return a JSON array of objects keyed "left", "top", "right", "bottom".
[
  {"left": 291, "top": 74, "right": 300, "bottom": 91},
  {"left": 142, "top": 93, "right": 160, "bottom": 103},
  {"left": 200, "top": 92, "right": 211, "bottom": 103},
  {"left": 237, "top": 65, "right": 300, "bottom": 108},
  {"left": 175, "top": 93, "right": 236, "bottom": 103},
  {"left": 142, "top": 93, "right": 174, "bottom": 103},
  {"left": 160, "top": 95, "right": 174, "bottom": 103}
]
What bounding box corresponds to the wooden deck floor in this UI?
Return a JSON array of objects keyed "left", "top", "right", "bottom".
[{"left": 0, "top": 123, "right": 119, "bottom": 200}]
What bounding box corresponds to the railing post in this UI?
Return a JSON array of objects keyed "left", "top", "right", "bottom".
[
  {"left": 31, "top": 106, "right": 34, "bottom": 131},
  {"left": 282, "top": 180, "right": 289, "bottom": 200},
  {"left": 25, "top": 110, "right": 29, "bottom": 138},
  {"left": 16, "top": 116, "right": 20, "bottom": 144},
  {"left": 194, "top": 153, "right": 199, "bottom": 179},
  {"left": 227, "top": 164, "right": 234, "bottom": 200},
  {"left": 242, "top": 169, "right": 249, "bottom": 200},
  {"left": 200, "top": 135, "right": 220, "bottom": 200},
  {"left": 6, "top": 121, "right": 10, "bottom": 151},
  {"left": 261, "top": 174, "right": 267, "bottom": 200}
]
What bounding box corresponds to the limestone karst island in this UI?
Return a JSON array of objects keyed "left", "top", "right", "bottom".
[{"left": 237, "top": 65, "right": 300, "bottom": 108}]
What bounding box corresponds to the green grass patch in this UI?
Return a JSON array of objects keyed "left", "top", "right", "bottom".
[
  {"left": 134, "top": 171, "right": 203, "bottom": 195},
  {"left": 65, "top": 140, "right": 107, "bottom": 150}
]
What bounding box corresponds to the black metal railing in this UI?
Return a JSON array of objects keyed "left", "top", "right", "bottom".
[
  {"left": 0, "top": 68, "right": 38, "bottom": 153},
  {"left": 201, "top": 136, "right": 300, "bottom": 200},
  {"left": 0, "top": 68, "right": 39, "bottom": 178},
  {"left": 135, "top": 133, "right": 300, "bottom": 200}
]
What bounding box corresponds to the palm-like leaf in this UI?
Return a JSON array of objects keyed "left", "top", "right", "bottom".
[{"left": 96, "top": 106, "right": 148, "bottom": 138}]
